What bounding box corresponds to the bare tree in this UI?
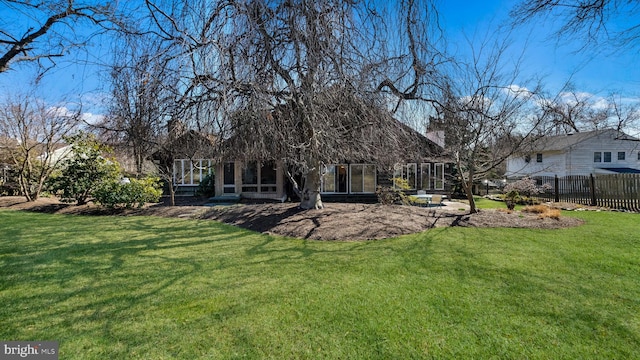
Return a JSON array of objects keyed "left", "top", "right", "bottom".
[
  {"left": 511, "top": 0, "right": 640, "bottom": 52},
  {"left": 103, "top": 3, "right": 218, "bottom": 206},
  {"left": 100, "top": 35, "right": 176, "bottom": 176},
  {"left": 430, "top": 35, "right": 548, "bottom": 213},
  {"left": 135, "top": 0, "right": 446, "bottom": 209},
  {"left": 0, "top": 91, "right": 81, "bottom": 201},
  {"left": 538, "top": 84, "right": 640, "bottom": 134},
  {"left": 0, "top": 0, "right": 130, "bottom": 74}
]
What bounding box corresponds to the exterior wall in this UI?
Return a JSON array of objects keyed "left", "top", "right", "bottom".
[
  {"left": 506, "top": 151, "right": 567, "bottom": 178},
  {"left": 213, "top": 160, "right": 452, "bottom": 200},
  {"left": 567, "top": 133, "right": 640, "bottom": 175},
  {"left": 214, "top": 160, "right": 286, "bottom": 200},
  {"left": 506, "top": 131, "right": 640, "bottom": 178}
]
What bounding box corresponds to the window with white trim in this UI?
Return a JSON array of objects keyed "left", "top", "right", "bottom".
[
  {"left": 349, "top": 164, "right": 376, "bottom": 193},
  {"left": 173, "top": 159, "right": 213, "bottom": 186},
  {"left": 321, "top": 164, "right": 348, "bottom": 193},
  {"left": 394, "top": 163, "right": 417, "bottom": 190},
  {"left": 434, "top": 163, "right": 445, "bottom": 190},
  {"left": 420, "top": 163, "right": 431, "bottom": 190}
]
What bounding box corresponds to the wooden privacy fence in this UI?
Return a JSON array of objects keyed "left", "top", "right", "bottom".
[{"left": 534, "top": 174, "right": 640, "bottom": 211}]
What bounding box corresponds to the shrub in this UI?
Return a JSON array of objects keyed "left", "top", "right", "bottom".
[
  {"left": 376, "top": 178, "right": 413, "bottom": 205},
  {"left": 94, "top": 176, "right": 163, "bottom": 208},
  {"left": 50, "top": 132, "right": 120, "bottom": 205},
  {"left": 196, "top": 172, "right": 215, "bottom": 197},
  {"left": 503, "top": 177, "right": 551, "bottom": 209}
]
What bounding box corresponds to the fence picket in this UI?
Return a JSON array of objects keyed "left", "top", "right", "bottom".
[{"left": 531, "top": 173, "right": 640, "bottom": 211}]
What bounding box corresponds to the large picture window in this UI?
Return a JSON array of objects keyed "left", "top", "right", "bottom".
[
  {"left": 242, "top": 161, "right": 277, "bottom": 193},
  {"left": 419, "top": 163, "right": 445, "bottom": 190},
  {"left": 321, "top": 164, "right": 348, "bottom": 193},
  {"left": 350, "top": 164, "right": 376, "bottom": 193},
  {"left": 174, "top": 159, "right": 213, "bottom": 186}
]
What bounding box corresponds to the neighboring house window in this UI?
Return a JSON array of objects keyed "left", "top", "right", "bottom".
[
  {"left": 524, "top": 154, "right": 531, "bottom": 163},
  {"left": 594, "top": 152, "right": 602, "bottom": 162},
  {"left": 350, "top": 164, "right": 376, "bottom": 193},
  {"left": 536, "top": 153, "right": 543, "bottom": 163},
  {"left": 638, "top": 152, "right": 640, "bottom": 161},
  {"left": 618, "top": 152, "right": 626, "bottom": 161},
  {"left": 321, "top": 164, "right": 348, "bottom": 193},
  {"left": 223, "top": 162, "right": 235, "bottom": 193},
  {"left": 394, "top": 163, "right": 417, "bottom": 190},
  {"left": 604, "top": 152, "right": 612, "bottom": 162},
  {"left": 420, "top": 163, "right": 431, "bottom": 190},
  {"left": 174, "top": 159, "right": 213, "bottom": 186},
  {"left": 242, "top": 161, "right": 277, "bottom": 193}
]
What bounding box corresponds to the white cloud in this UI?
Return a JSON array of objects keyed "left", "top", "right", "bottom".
[
  {"left": 81, "top": 112, "right": 105, "bottom": 125},
  {"left": 46, "top": 106, "right": 105, "bottom": 125}
]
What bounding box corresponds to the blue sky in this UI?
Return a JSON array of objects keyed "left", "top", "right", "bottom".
[
  {"left": 439, "top": 0, "right": 640, "bottom": 95},
  {"left": 1, "top": 0, "right": 638, "bottom": 121}
]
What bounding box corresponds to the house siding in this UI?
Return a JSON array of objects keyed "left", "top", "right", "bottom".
[{"left": 507, "top": 130, "right": 640, "bottom": 178}]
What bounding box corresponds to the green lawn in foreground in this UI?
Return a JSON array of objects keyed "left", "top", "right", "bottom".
[{"left": 1, "top": 208, "right": 639, "bottom": 359}]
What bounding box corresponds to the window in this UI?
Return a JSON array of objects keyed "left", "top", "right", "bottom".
[
  {"left": 321, "top": 164, "right": 348, "bottom": 193},
  {"left": 604, "top": 152, "right": 612, "bottom": 162},
  {"left": 174, "top": 159, "right": 213, "bottom": 186},
  {"left": 536, "top": 153, "right": 543, "bottom": 163},
  {"left": 618, "top": 152, "right": 626, "bottom": 161},
  {"left": 594, "top": 152, "right": 602, "bottom": 162},
  {"left": 434, "top": 163, "right": 445, "bottom": 190},
  {"left": 420, "top": 163, "right": 431, "bottom": 190},
  {"left": 260, "top": 162, "right": 277, "bottom": 192},
  {"left": 349, "top": 164, "right": 376, "bottom": 193},
  {"left": 394, "top": 163, "right": 417, "bottom": 190},
  {"left": 223, "top": 162, "right": 235, "bottom": 193},
  {"left": 242, "top": 161, "right": 277, "bottom": 193},
  {"left": 242, "top": 162, "right": 258, "bottom": 192},
  {"left": 524, "top": 154, "right": 531, "bottom": 163}
]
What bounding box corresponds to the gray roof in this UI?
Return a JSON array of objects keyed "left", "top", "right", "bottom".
[{"left": 534, "top": 129, "right": 639, "bottom": 152}]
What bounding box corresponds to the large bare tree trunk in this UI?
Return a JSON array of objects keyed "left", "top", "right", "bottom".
[{"left": 300, "top": 165, "right": 323, "bottom": 210}]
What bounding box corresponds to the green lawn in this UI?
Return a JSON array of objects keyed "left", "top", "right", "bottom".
[{"left": 1, "top": 208, "right": 639, "bottom": 359}]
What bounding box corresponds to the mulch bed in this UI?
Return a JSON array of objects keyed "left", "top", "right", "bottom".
[{"left": 0, "top": 196, "right": 584, "bottom": 241}]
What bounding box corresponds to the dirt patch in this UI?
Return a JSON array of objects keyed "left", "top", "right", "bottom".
[{"left": 0, "top": 196, "right": 584, "bottom": 241}]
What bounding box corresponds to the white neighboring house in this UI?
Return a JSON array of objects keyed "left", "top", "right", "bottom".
[
  {"left": 506, "top": 129, "right": 640, "bottom": 178},
  {"left": 38, "top": 144, "right": 73, "bottom": 165}
]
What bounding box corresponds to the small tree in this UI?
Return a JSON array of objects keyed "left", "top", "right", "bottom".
[
  {"left": 503, "top": 177, "right": 551, "bottom": 210},
  {"left": 50, "top": 132, "right": 120, "bottom": 205}
]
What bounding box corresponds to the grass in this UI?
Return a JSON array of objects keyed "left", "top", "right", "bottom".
[{"left": 1, "top": 208, "right": 639, "bottom": 359}]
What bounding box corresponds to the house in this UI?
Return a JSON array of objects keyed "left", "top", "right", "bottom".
[
  {"left": 505, "top": 129, "right": 640, "bottom": 178},
  {"left": 208, "top": 121, "right": 452, "bottom": 202},
  {"left": 207, "top": 156, "right": 452, "bottom": 203}
]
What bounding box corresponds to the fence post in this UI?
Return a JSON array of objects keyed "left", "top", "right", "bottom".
[
  {"left": 590, "top": 174, "right": 597, "bottom": 206},
  {"left": 554, "top": 175, "right": 559, "bottom": 203}
]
